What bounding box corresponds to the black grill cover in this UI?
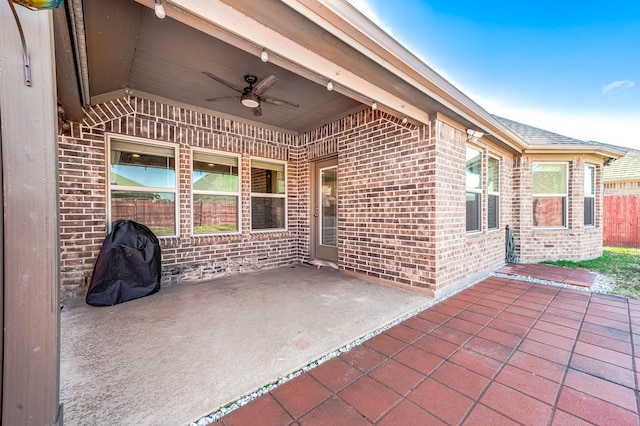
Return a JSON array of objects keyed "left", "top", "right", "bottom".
[{"left": 86, "top": 220, "right": 161, "bottom": 306}]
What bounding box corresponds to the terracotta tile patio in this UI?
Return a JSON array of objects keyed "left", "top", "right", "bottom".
[
  {"left": 496, "top": 263, "right": 597, "bottom": 287},
  {"left": 212, "top": 273, "right": 640, "bottom": 425}
]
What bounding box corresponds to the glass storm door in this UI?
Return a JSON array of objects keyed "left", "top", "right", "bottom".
[{"left": 313, "top": 158, "right": 338, "bottom": 262}]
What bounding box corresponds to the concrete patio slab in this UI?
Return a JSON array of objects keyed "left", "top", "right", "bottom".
[
  {"left": 60, "top": 264, "right": 431, "bottom": 425},
  {"left": 216, "top": 275, "right": 640, "bottom": 425}
]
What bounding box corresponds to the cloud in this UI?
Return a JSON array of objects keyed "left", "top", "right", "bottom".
[{"left": 601, "top": 80, "right": 635, "bottom": 95}]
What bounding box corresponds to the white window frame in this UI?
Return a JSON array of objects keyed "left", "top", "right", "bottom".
[
  {"left": 532, "top": 162, "right": 568, "bottom": 229},
  {"left": 250, "top": 157, "right": 287, "bottom": 232},
  {"left": 191, "top": 149, "right": 241, "bottom": 235},
  {"left": 465, "top": 145, "right": 482, "bottom": 233},
  {"left": 487, "top": 155, "right": 500, "bottom": 231},
  {"left": 584, "top": 164, "right": 596, "bottom": 227},
  {"left": 107, "top": 134, "right": 179, "bottom": 237}
]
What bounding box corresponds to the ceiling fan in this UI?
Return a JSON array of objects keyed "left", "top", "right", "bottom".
[{"left": 202, "top": 72, "right": 299, "bottom": 116}]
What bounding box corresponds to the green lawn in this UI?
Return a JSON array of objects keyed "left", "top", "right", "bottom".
[{"left": 541, "top": 247, "right": 640, "bottom": 299}]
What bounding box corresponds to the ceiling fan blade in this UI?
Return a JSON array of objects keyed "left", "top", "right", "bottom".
[
  {"left": 201, "top": 71, "right": 243, "bottom": 92},
  {"left": 252, "top": 74, "right": 279, "bottom": 96},
  {"left": 252, "top": 106, "right": 263, "bottom": 116},
  {"left": 204, "top": 96, "right": 239, "bottom": 102},
  {"left": 261, "top": 96, "right": 299, "bottom": 109}
]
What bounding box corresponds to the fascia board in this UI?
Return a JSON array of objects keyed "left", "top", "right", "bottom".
[{"left": 525, "top": 144, "right": 626, "bottom": 159}]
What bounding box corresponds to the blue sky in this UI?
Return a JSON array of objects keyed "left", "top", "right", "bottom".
[{"left": 348, "top": 0, "right": 640, "bottom": 149}]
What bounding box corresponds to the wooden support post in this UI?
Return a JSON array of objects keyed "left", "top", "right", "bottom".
[{"left": 0, "top": 2, "right": 61, "bottom": 425}]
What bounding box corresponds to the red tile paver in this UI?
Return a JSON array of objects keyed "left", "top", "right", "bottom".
[
  {"left": 480, "top": 382, "right": 553, "bottom": 425},
  {"left": 518, "top": 339, "right": 571, "bottom": 365},
  {"left": 393, "top": 345, "right": 443, "bottom": 375},
  {"left": 362, "top": 332, "right": 406, "bottom": 357},
  {"left": 377, "top": 400, "right": 446, "bottom": 426},
  {"left": 383, "top": 323, "right": 424, "bottom": 344},
  {"left": 430, "top": 361, "right": 490, "bottom": 399},
  {"left": 439, "top": 318, "right": 482, "bottom": 337},
  {"left": 570, "top": 353, "right": 635, "bottom": 388},
  {"left": 578, "top": 331, "right": 639, "bottom": 355},
  {"left": 495, "top": 364, "right": 560, "bottom": 405},
  {"left": 407, "top": 378, "right": 474, "bottom": 424},
  {"left": 556, "top": 387, "right": 639, "bottom": 425},
  {"left": 338, "top": 376, "right": 401, "bottom": 422},
  {"left": 464, "top": 336, "right": 512, "bottom": 362},
  {"left": 487, "top": 317, "right": 529, "bottom": 337},
  {"left": 270, "top": 373, "right": 331, "bottom": 419},
  {"left": 449, "top": 347, "right": 503, "bottom": 379},
  {"left": 550, "top": 409, "right": 594, "bottom": 425},
  {"left": 496, "top": 264, "right": 595, "bottom": 287},
  {"left": 507, "top": 351, "right": 565, "bottom": 383},
  {"left": 573, "top": 341, "right": 633, "bottom": 369},
  {"left": 339, "top": 345, "right": 386, "bottom": 373},
  {"left": 297, "top": 396, "right": 370, "bottom": 426},
  {"left": 369, "top": 359, "right": 425, "bottom": 395},
  {"left": 533, "top": 320, "right": 579, "bottom": 339},
  {"left": 214, "top": 270, "right": 640, "bottom": 426},
  {"left": 221, "top": 393, "right": 293, "bottom": 426},
  {"left": 307, "top": 357, "right": 361, "bottom": 392},
  {"left": 463, "top": 403, "right": 519, "bottom": 425},
  {"left": 477, "top": 326, "right": 523, "bottom": 348},
  {"left": 526, "top": 328, "right": 575, "bottom": 351},
  {"left": 413, "top": 334, "right": 460, "bottom": 358},
  {"left": 563, "top": 369, "right": 637, "bottom": 411}
]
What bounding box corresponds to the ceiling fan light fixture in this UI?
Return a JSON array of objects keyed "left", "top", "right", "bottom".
[
  {"left": 154, "top": 0, "right": 166, "bottom": 19},
  {"left": 241, "top": 92, "right": 260, "bottom": 108}
]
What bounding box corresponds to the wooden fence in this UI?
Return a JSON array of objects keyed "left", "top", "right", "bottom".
[{"left": 603, "top": 194, "right": 640, "bottom": 249}]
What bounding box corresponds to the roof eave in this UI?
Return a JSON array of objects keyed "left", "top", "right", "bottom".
[{"left": 525, "top": 144, "right": 626, "bottom": 159}]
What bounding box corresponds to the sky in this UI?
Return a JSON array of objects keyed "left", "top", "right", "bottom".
[{"left": 347, "top": 0, "right": 640, "bottom": 150}]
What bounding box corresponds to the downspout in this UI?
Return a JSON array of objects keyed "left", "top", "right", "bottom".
[{"left": 66, "top": 0, "right": 90, "bottom": 106}]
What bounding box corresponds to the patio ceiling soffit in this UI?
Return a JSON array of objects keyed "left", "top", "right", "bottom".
[{"left": 131, "top": 0, "right": 428, "bottom": 126}]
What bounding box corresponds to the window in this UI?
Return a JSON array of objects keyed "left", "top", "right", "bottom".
[
  {"left": 532, "top": 163, "right": 567, "bottom": 227},
  {"left": 192, "top": 150, "right": 240, "bottom": 234},
  {"left": 584, "top": 165, "right": 595, "bottom": 227},
  {"left": 109, "top": 138, "right": 177, "bottom": 235},
  {"left": 251, "top": 159, "right": 286, "bottom": 230},
  {"left": 488, "top": 156, "right": 500, "bottom": 230},
  {"left": 466, "top": 146, "right": 482, "bottom": 232}
]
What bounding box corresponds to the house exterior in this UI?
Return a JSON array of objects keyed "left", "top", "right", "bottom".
[
  {"left": 52, "top": 0, "right": 624, "bottom": 301},
  {"left": 603, "top": 148, "right": 640, "bottom": 247},
  {"left": 0, "top": 0, "right": 624, "bottom": 423}
]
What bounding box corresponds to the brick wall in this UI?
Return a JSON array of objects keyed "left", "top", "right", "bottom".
[
  {"left": 431, "top": 119, "right": 514, "bottom": 297},
  {"left": 59, "top": 96, "right": 301, "bottom": 299},
  {"left": 301, "top": 110, "right": 437, "bottom": 295},
  {"left": 514, "top": 155, "right": 604, "bottom": 262}
]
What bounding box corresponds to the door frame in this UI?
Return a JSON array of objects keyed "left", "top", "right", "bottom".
[{"left": 310, "top": 157, "right": 338, "bottom": 262}]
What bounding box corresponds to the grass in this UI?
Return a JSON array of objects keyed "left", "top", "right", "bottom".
[{"left": 541, "top": 247, "right": 640, "bottom": 299}]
